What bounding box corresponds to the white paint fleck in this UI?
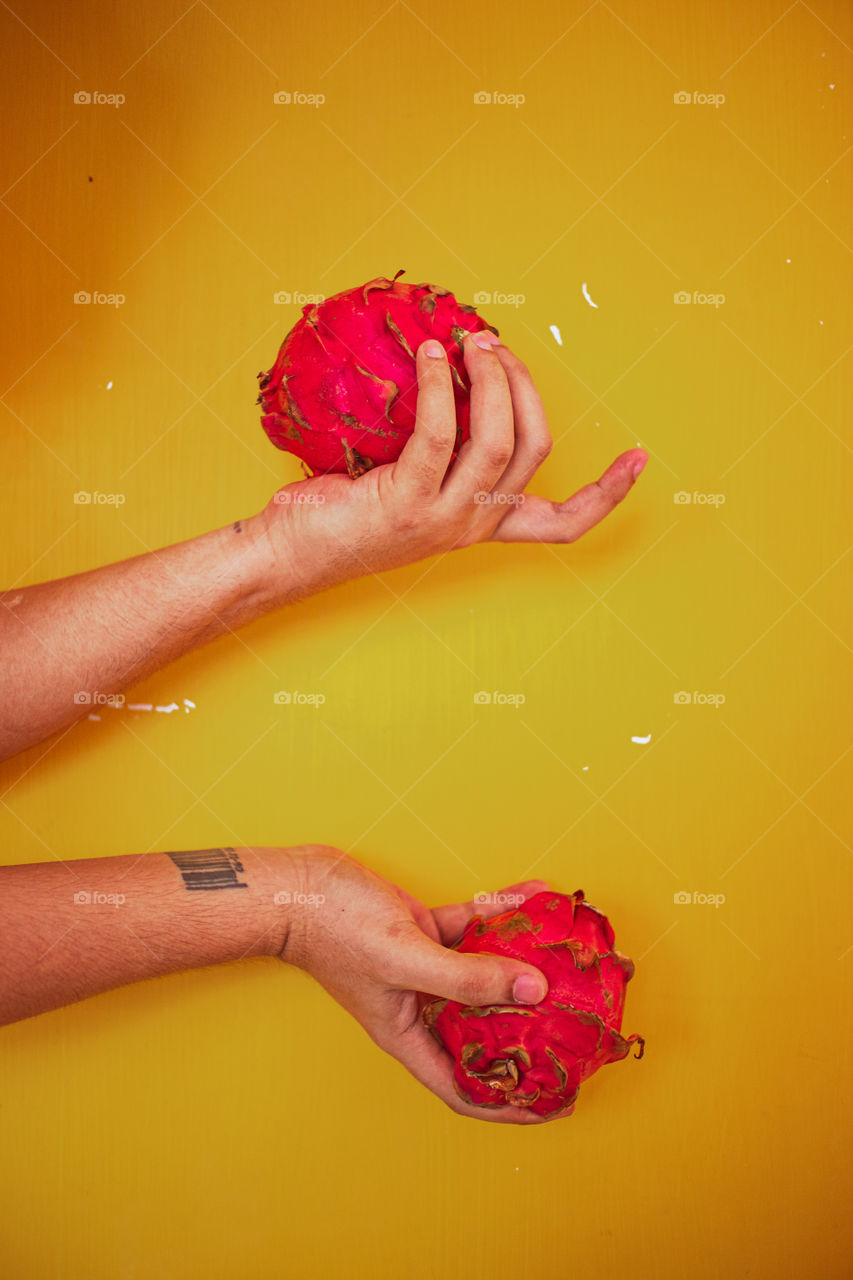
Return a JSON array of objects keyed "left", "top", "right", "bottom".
[
  {"left": 829, "top": 83, "right": 836, "bottom": 90},
  {"left": 88, "top": 713, "right": 101, "bottom": 722},
  {"left": 106, "top": 380, "right": 113, "bottom": 390},
  {"left": 156, "top": 702, "right": 180, "bottom": 714},
  {"left": 631, "top": 733, "right": 652, "bottom": 745},
  {"left": 549, "top": 324, "right": 563, "bottom": 346},
  {"left": 184, "top": 698, "right": 196, "bottom": 710},
  {"left": 581, "top": 281, "right": 599, "bottom": 309},
  {"left": 582, "top": 765, "right": 589, "bottom": 772}
]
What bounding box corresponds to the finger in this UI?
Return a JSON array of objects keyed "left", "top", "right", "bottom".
[
  {"left": 489, "top": 448, "right": 647, "bottom": 544},
  {"left": 431, "top": 879, "right": 551, "bottom": 947},
  {"left": 476, "top": 344, "right": 553, "bottom": 500},
  {"left": 386, "top": 925, "right": 548, "bottom": 1008},
  {"left": 441, "top": 332, "right": 515, "bottom": 505},
  {"left": 392, "top": 339, "right": 456, "bottom": 496},
  {"left": 389, "top": 1021, "right": 553, "bottom": 1125}
]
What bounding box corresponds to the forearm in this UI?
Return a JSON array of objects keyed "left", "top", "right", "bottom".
[
  {"left": 0, "top": 845, "right": 299, "bottom": 1026},
  {"left": 0, "top": 513, "right": 293, "bottom": 760}
]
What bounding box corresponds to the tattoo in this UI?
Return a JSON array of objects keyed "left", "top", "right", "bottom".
[
  {"left": 232, "top": 520, "right": 243, "bottom": 533},
  {"left": 166, "top": 847, "right": 248, "bottom": 892}
]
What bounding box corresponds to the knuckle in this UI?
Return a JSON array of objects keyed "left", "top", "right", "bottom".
[
  {"left": 503, "top": 350, "right": 531, "bottom": 379},
  {"left": 531, "top": 433, "right": 553, "bottom": 465},
  {"left": 421, "top": 429, "right": 452, "bottom": 458},
  {"left": 394, "top": 506, "right": 422, "bottom": 536},
  {"left": 482, "top": 441, "right": 514, "bottom": 471},
  {"left": 452, "top": 965, "right": 490, "bottom": 1007}
]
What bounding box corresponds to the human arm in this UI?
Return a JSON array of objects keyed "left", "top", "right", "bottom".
[
  {"left": 0, "top": 843, "right": 554, "bottom": 1123},
  {"left": 0, "top": 332, "right": 646, "bottom": 761}
]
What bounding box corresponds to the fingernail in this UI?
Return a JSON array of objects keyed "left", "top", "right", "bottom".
[
  {"left": 513, "top": 974, "right": 546, "bottom": 1005},
  {"left": 472, "top": 331, "right": 501, "bottom": 349},
  {"left": 631, "top": 455, "right": 647, "bottom": 481},
  {"left": 422, "top": 339, "right": 445, "bottom": 358}
]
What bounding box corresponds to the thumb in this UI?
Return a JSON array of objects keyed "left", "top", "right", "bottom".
[{"left": 391, "top": 929, "right": 548, "bottom": 1007}]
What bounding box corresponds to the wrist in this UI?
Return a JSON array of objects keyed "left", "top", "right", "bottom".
[
  {"left": 240, "top": 506, "right": 316, "bottom": 611},
  {"left": 265, "top": 843, "right": 343, "bottom": 967}
]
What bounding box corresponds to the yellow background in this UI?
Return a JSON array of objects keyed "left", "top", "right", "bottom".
[{"left": 1, "top": 1, "right": 852, "bottom": 1276}]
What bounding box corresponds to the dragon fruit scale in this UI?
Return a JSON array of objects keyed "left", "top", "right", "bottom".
[
  {"left": 257, "top": 270, "right": 499, "bottom": 478},
  {"left": 422, "top": 890, "right": 644, "bottom": 1119}
]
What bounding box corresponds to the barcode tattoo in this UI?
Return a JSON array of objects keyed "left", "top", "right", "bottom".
[{"left": 165, "top": 847, "right": 249, "bottom": 892}]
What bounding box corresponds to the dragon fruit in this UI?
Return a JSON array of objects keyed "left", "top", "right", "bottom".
[
  {"left": 257, "top": 270, "right": 499, "bottom": 477},
  {"left": 422, "top": 890, "right": 644, "bottom": 1118}
]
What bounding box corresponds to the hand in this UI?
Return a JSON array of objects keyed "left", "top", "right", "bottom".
[
  {"left": 252, "top": 332, "right": 647, "bottom": 602},
  {"left": 281, "top": 846, "right": 559, "bottom": 1124}
]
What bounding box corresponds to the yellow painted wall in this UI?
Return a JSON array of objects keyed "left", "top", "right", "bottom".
[{"left": 1, "top": 1, "right": 852, "bottom": 1276}]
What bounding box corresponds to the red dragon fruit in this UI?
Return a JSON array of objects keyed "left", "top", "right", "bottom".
[
  {"left": 422, "top": 890, "right": 644, "bottom": 1118},
  {"left": 257, "top": 270, "right": 499, "bottom": 477}
]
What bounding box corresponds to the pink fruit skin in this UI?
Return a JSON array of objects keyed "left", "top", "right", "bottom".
[
  {"left": 257, "top": 271, "right": 499, "bottom": 477},
  {"left": 422, "top": 891, "right": 644, "bottom": 1119}
]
